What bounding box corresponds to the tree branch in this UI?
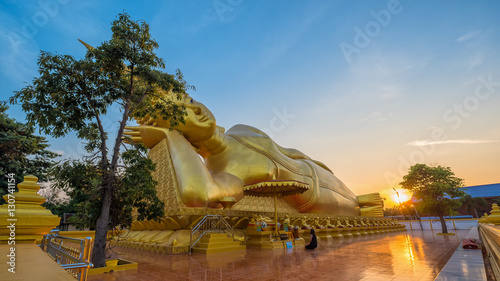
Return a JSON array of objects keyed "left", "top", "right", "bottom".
[
  {"left": 110, "top": 63, "right": 135, "bottom": 173},
  {"left": 78, "top": 78, "right": 109, "bottom": 171}
]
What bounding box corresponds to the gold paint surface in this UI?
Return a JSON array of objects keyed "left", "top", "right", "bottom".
[{"left": 125, "top": 93, "right": 384, "bottom": 216}]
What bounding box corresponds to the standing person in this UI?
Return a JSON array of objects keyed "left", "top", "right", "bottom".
[{"left": 305, "top": 229, "right": 317, "bottom": 250}]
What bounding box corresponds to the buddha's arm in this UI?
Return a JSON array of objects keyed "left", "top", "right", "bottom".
[
  {"left": 161, "top": 130, "right": 219, "bottom": 207},
  {"left": 124, "top": 125, "right": 169, "bottom": 149},
  {"left": 124, "top": 125, "right": 242, "bottom": 207}
]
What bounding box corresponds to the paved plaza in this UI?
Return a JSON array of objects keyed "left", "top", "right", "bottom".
[{"left": 88, "top": 229, "right": 475, "bottom": 281}]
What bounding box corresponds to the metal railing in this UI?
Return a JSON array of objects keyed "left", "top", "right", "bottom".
[
  {"left": 41, "top": 233, "right": 94, "bottom": 281},
  {"left": 189, "top": 215, "right": 233, "bottom": 253}
]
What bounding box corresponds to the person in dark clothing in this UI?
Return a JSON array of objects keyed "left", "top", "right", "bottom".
[{"left": 305, "top": 229, "right": 317, "bottom": 250}]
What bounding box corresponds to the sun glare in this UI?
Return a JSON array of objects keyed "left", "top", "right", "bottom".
[{"left": 392, "top": 189, "right": 411, "bottom": 204}]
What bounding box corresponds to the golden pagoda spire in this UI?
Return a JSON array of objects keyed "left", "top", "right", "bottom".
[{"left": 0, "top": 175, "right": 60, "bottom": 243}]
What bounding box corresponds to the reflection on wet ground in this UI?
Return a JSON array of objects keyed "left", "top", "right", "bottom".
[{"left": 89, "top": 229, "right": 470, "bottom": 281}]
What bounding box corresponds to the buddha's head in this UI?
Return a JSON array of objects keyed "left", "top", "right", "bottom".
[
  {"left": 137, "top": 92, "right": 217, "bottom": 142},
  {"left": 175, "top": 95, "right": 217, "bottom": 142}
]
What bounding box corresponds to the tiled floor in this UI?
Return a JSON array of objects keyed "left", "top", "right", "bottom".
[{"left": 89, "top": 230, "right": 473, "bottom": 281}]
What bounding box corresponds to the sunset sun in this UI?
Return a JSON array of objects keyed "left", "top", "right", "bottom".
[{"left": 392, "top": 189, "right": 412, "bottom": 204}]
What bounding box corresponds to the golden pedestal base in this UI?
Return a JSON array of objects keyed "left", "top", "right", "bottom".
[
  {"left": 350, "top": 228, "right": 362, "bottom": 236},
  {"left": 260, "top": 240, "right": 286, "bottom": 250},
  {"left": 316, "top": 229, "right": 333, "bottom": 241},
  {"left": 247, "top": 228, "right": 286, "bottom": 249},
  {"left": 88, "top": 259, "right": 138, "bottom": 275},
  {"left": 357, "top": 227, "right": 369, "bottom": 235},
  {"left": 293, "top": 238, "right": 305, "bottom": 247},
  {"left": 328, "top": 228, "right": 344, "bottom": 238},
  {"left": 340, "top": 228, "right": 353, "bottom": 238}
]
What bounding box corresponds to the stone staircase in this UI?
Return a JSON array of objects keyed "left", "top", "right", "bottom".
[{"left": 192, "top": 233, "right": 246, "bottom": 254}]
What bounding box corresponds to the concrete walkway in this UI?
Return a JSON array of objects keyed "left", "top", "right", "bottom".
[
  {"left": 434, "top": 227, "right": 487, "bottom": 281},
  {"left": 0, "top": 244, "right": 74, "bottom": 281}
]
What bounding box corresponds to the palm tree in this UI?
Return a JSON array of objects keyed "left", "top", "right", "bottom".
[
  {"left": 472, "top": 197, "right": 488, "bottom": 218},
  {"left": 461, "top": 195, "right": 488, "bottom": 218},
  {"left": 461, "top": 195, "right": 474, "bottom": 216},
  {"left": 493, "top": 197, "right": 500, "bottom": 206},
  {"left": 394, "top": 200, "right": 413, "bottom": 220}
]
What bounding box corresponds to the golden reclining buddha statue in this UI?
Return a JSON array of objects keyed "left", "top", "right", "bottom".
[{"left": 125, "top": 93, "right": 382, "bottom": 216}]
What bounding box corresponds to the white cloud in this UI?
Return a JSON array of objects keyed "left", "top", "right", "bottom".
[
  {"left": 456, "top": 30, "right": 482, "bottom": 43},
  {"left": 406, "top": 139, "right": 498, "bottom": 146}
]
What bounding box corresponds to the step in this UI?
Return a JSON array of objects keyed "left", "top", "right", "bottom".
[
  {"left": 192, "top": 245, "right": 246, "bottom": 254},
  {"left": 198, "top": 236, "right": 235, "bottom": 244},
  {"left": 192, "top": 232, "right": 246, "bottom": 254},
  {"left": 195, "top": 240, "right": 242, "bottom": 249},
  {"left": 202, "top": 233, "right": 228, "bottom": 239}
]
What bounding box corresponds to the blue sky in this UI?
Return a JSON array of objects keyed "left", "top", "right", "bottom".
[{"left": 1, "top": 0, "right": 499, "bottom": 206}]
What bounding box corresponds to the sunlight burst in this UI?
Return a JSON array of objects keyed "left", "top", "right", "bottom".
[{"left": 392, "top": 189, "right": 411, "bottom": 204}]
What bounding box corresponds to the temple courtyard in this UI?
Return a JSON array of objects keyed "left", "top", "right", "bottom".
[{"left": 88, "top": 229, "right": 483, "bottom": 281}]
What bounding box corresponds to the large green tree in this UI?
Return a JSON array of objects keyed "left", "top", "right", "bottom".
[
  {"left": 400, "top": 163, "right": 465, "bottom": 233},
  {"left": 0, "top": 102, "right": 58, "bottom": 203},
  {"left": 10, "top": 13, "right": 190, "bottom": 267}
]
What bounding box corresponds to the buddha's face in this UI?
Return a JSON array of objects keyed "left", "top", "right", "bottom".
[
  {"left": 176, "top": 95, "right": 217, "bottom": 142},
  {"left": 146, "top": 94, "right": 217, "bottom": 142}
]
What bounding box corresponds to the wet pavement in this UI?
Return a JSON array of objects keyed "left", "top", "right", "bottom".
[{"left": 88, "top": 229, "right": 473, "bottom": 281}]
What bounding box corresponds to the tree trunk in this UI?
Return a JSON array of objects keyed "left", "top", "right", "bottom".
[
  {"left": 91, "top": 183, "right": 113, "bottom": 268},
  {"left": 474, "top": 208, "right": 479, "bottom": 219},
  {"left": 439, "top": 214, "right": 448, "bottom": 233},
  {"left": 399, "top": 204, "right": 407, "bottom": 221}
]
